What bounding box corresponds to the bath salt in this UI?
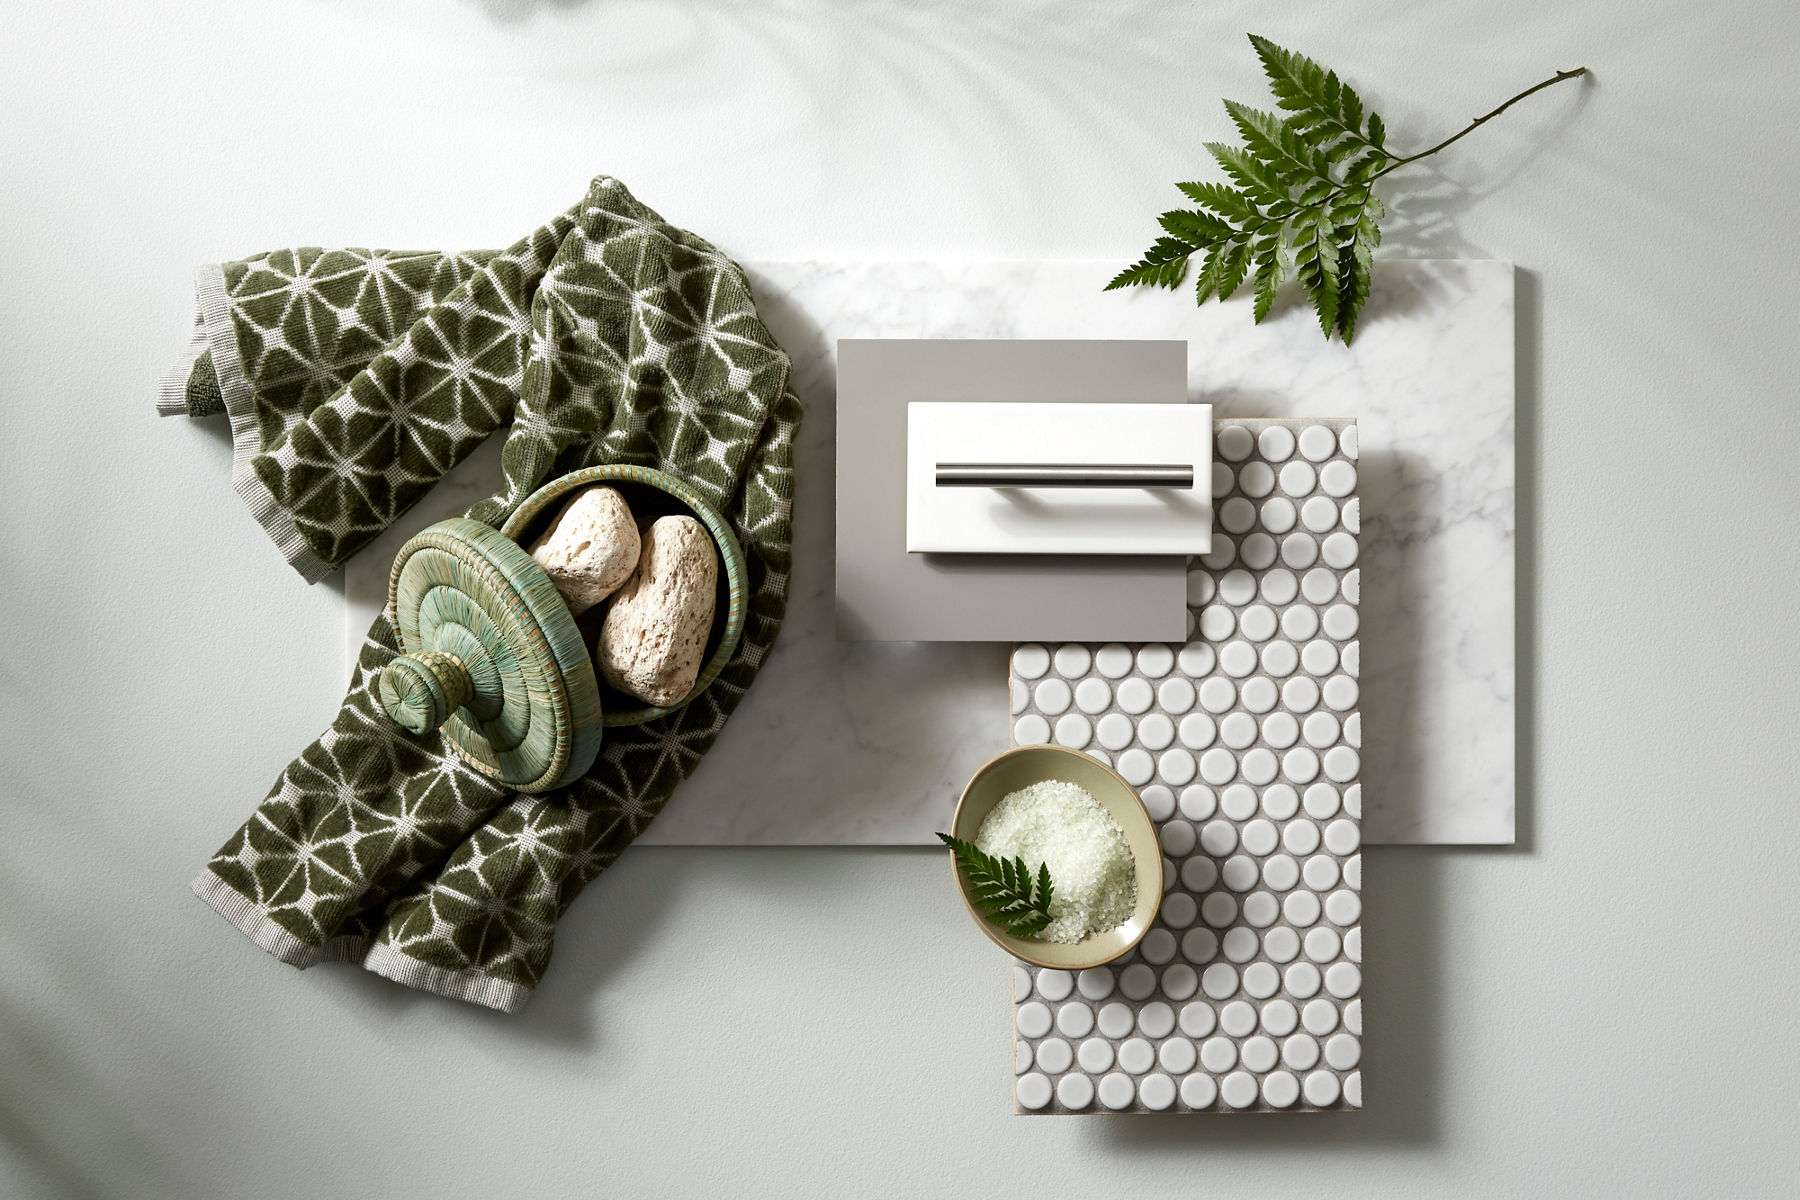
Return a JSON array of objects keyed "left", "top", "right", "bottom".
[{"left": 975, "top": 780, "right": 1136, "bottom": 943}]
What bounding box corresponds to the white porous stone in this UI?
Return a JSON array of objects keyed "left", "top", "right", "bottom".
[
  {"left": 596, "top": 515, "right": 718, "bottom": 706},
  {"left": 528, "top": 486, "right": 641, "bottom": 614}
]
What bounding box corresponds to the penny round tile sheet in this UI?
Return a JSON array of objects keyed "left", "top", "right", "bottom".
[{"left": 1009, "top": 419, "right": 1361, "bottom": 1114}]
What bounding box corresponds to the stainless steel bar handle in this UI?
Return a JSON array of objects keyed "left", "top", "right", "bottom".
[{"left": 934, "top": 462, "right": 1196, "bottom": 489}]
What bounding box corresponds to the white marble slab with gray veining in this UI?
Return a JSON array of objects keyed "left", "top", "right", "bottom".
[{"left": 346, "top": 260, "right": 1515, "bottom": 845}]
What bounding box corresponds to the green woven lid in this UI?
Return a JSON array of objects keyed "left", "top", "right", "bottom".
[{"left": 378, "top": 518, "right": 603, "bottom": 793}]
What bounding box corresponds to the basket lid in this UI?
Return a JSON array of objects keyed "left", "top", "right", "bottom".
[{"left": 377, "top": 518, "right": 602, "bottom": 793}]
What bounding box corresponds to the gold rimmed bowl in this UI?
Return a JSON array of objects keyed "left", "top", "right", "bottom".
[{"left": 946, "top": 744, "right": 1163, "bottom": 970}]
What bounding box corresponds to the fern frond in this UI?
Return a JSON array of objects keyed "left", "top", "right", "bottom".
[{"left": 937, "top": 834, "right": 1056, "bottom": 938}]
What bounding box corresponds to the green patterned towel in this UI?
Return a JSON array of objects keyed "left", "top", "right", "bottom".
[{"left": 159, "top": 177, "right": 799, "bottom": 1012}]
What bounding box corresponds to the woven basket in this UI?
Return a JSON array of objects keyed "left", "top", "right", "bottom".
[{"left": 500, "top": 464, "right": 748, "bottom": 727}]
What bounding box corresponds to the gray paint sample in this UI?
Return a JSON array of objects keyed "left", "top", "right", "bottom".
[{"left": 835, "top": 339, "right": 1190, "bottom": 641}]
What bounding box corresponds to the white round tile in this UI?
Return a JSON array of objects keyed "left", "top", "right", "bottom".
[
  {"left": 1220, "top": 1071, "right": 1259, "bottom": 1109},
  {"left": 1178, "top": 784, "right": 1217, "bottom": 821},
  {"left": 1136, "top": 712, "right": 1175, "bottom": 751},
  {"left": 1323, "top": 675, "right": 1359, "bottom": 711},
  {"left": 1241, "top": 892, "right": 1280, "bottom": 927},
  {"left": 1217, "top": 424, "right": 1254, "bottom": 461},
  {"left": 1211, "top": 461, "right": 1235, "bottom": 499},
  {"left": 1199, "top": 748, "right": 1237, "bottom": 786},
  {"left": 1242, "top": 962, "right": 1280, "bottom": 999},
  {"left": 1261, "top": 711, "right": 1299, "bottom": 749},
  {"left": 1282, "top": 747, "right": 1320, "bottom": 784},
  {"left": 1280, "top": 607, "right": 1319, "bottom": 644},
  {"left": 1053, "top": 645, "right": 1092, "bottom": 678},
  {"left": 1239, "top": 676, "right": 1278, "bottom": 713},
  {"left": 1054, "top": 713, "right": 1091, "bottom": 748},
  {"left": 1345, "top": 998, "right": 1363, "bottom": 1035},
  {"left": 1284, "top": 962, "right": 1321, "bottom": 999},
  {"left": 1319, "top": 459, "right": 1357, "bottom": 497},
  {"left": 1094, "top": 644, "right": 1133, "bottom": 678},
  {"left": 1263, "top": 1070, "right": 1301, "bottom": 1108},
  {"left": 1116, "top": 677, "right": 1154, "bottom": 714},
  {"left": 1220, "top": 783, "right": 1258, "bottom": 820},
  {"left": 1237, "top": 461, "right": 1275, "bottom": 499},
  {"left": 1139, "top": 1072, "right": 1177, "bottom": 1111},
  {"left": 1239, "top": 604, "right": 1277, "bottom": 641},
  {"left": 1162, "top": 962, "right": 1199, "bottom": 1000},
  {"left": 1298, "top": 425, "right": 1336, "bottom": 461},
  {"left": 1325, "top": 1033, "right": 1361, "bottom": 1070},
  {"left": 1056, "top": 1001, "right": 1094, "bottom": 1039},
  {"left": 1220, "top": 497, "right": 1257, "bottom": 534},
  {"left": 1322, "top": 604, "right": 1359, "bottom": 640},
  {"left": 1300, "top": 496, "right": 1338, "bottom": 533},
  {"left": 1240, "top": 747, "right": 1278, "bottom": 785},
  {"left": 1015, "top": 1041, "right": 1032, "bottom": 1074},
  {"left": 1321, "top": 531, "right": 1358, "bottom": 569},
  {"left": 1057, "top": 1072, "right": 1095, "bottom": 1109},
  {"left": 1301, "top": 640, "right": 1339, "bottom": 676},
  {"left": 1259, "top": 568, "right": 1298, "bottom": 606},
  {"left": 1338, "top": 425, "right": 1358, "bottom": 460},
  {"left": 1222, "top": 927, "right": 1259, "bottom": 963},
  {"left": 1342, "top": 640, "right": 1360, "bottom": 676},
  {"left": 1326, "top": 890, "right": 1362, "bottom": 926},
  {"left": 1016, "top": 1001, "right": 1052, "bottom": 1039},
  {"left": 1200, "top": 1036, "right": 1238, "bottom": 1073},
  {"left": 1284, "top": 889, "right": 1322, "bottom": 927},
  {"left": 1177, "top": 641, "right": 1216, "bottom": 676},
  {"left": 1258, "top": 425, "right": 1296, "bottom": 462},
  {"left": 1096, "top": 712, "right": 1135, "bottom": 750},
  {"left": 1117, "top": 748, "right": 1154, "bottom": 785},
  {"left": 1097, "top": 1002, "right": 1135, "bottom": 1039},
  {"left": 1036, "top": 969, "right": 1074, "bottom": 1001},
  {"left": 1097, "top": 1072, "right": 1136, "bottom": 1111},
  {"left": 1035, "top": 1037, "right": 1073, "bottom": 1074},
  {"left": 1304, "top": 1069, "right": 1341, "bottom": 1107},
  {"left": 1141, "top": 929, "right": 1177, "bottom": 966},
  {"left": 1303, "top": 783, "right": 1341, "bottom": 820},
  {"left": 1301, "top": 567, "right": 1338, "bottom": 604},
  {"left": 1303, "top": 854, "right": 1340, "bottom": 890},
  {"left": 1263, "top": 927, "right": 1300, "bottom": 963},
  {"left": 1283, "top": 1033, "right": 1320, "bottom": 1070},
  {"left": 1220, "top": 1000, "right": 1258, "bottom": 1037},
  {"left": 1282, "top": 675, "right": 1320, "bottom": 713},
  {"left": 1077, "top": 967, "right": 1115, "bottom": 1001},
  {"left": 1326, "top": 963, "right": 1362, "bottom": 999},
  {"left": 1159, "top": 819, "right": 1197, "bottom": 857},
  {"left": 1014, "top": 965, "right": 1032, "bottom": 1003},
  {"left": 1258, "top": 639, "right": 1298, "bottom": 678},
  {"left": 1261, "top": 783, "right": 1300, "bottom": 820},
  {"left": 1220, "top": 712, "right": 1257, "bottom": 750},
  {"left": 1011, "top": 679, "right": 1028, "bottom": 714},
  {"left": 1201, "top": 963, "right": 1239, "bottom": 1000},
  {"left": 1221, "top": 855, "right": 1259, "bottom": 893},
  {"left": 1117, "top": 1037, "right": 1155, "bottom": 1074},
  {"left": 1280, "top": 533, "right": 1318, "bottom": 569},
  {"left": 1013, "top": 714, "right": 1050, "bottom": 745},
  {"left": 1181, "top": 1073, "right": 1219, "bottom": 1109},
  {"left": 1262, "top": 853, "right": 1300, "bottom": 891},
  {"left": 1078, "top": 1036, "right": 1115, "bottom": 1073},
  {"left": 1302, "top": 712, "right": 1340, "bottom": 748},
  {"left": 1219, "top": 641, "right": 1258, "bottom": 678},
  {"left": 1137, "top": 1001, "right": 1176, "bottom": 1039},
  {"left": 1181, "top": 860, "right": 1219, "bottom": 896},
  {"left": 1259, "top": 496, "right": 1297, "bottom": 534},
  {"left": 1345, "top": 1071, "right": 1362, "bottom": 1108},
  {"left": 1302, "top": 998, "right": 1339, "bottom": 1035},
  {"left": 1305, "top": 927, "right": 1341, "bottom": 963},
  {"left": 1240, "top": 1035, "right": 1278, "bottom": 1073},
  {"left": 1260, "top": 998, "right": 1299, "bottom": 1037},
  {"left": 1238, "top": 532, "right": 1277, "bottom": 570},
  {"left": 1120, "top": 963, "right": 1158, "bottom": 1000},
  {"left": 1324, "top": 817, "right": 1360, "bottom": 854},
  {"left": 1016, "top": 1072, "right": 1052, "bottom": 1110},
  {"left": 1241, "top": 818, "right": 1278, "bottom": 856},
  {"left": 1075, "top": 677, "right": 1112, "bottom": 714},
  {"left": 1280, "top": 460, "right": 1316, "bottom": 496},
  {"left": 1012, "top": 645, "right": 1049, "bottom": 679},
  {"left": 1179, "top": 1001, "right": 1217, "bottom": 1039},
  {"left": 1137, "top": 644, "right": 1175, "bottom": 678},
  {"left": 1160, "top": 891, "right": 1197, "bottom": 930},
  {"left": 1158, "top": 676, "right": 1196, "bottom": 714},
  {"left": 1158, "top": 1036, "right": 1197, "bottom": 1075}
]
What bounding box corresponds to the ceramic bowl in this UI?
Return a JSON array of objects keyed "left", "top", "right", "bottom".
[
  {"left": 501, "top": 464, "right": 747, "bottom": 726},
  {"left": 946, "top": 744, "right": 1163, "bottom": 970}
]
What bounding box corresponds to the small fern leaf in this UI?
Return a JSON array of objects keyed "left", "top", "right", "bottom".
[
  {"left": 1205, "top": 141, "right": 1289, "bottom": 207},
  {"left": 1224, "top": 101, "right": 1316, "bottom": 183},
  {"left": 1216, "top": 239, "right": 1253, "bottom": 301},
  {"left": 1336, "top": 233, "right": 1374, "bottom": 343},
  {"left": 1252, "top": 250, "right": 1283, "bottom": 323},
  {"left": 1367, "top": 112, "right": 1386, "bottom": 147},
  {"left": 1175, "top": 180, "right": 1261, "bottom": 223},
  {"left": 937, "top": 834, "right": 1057, "bottom": 939},
  {"left": 1158, "top": 208, "right": 1235, "bottom": 245}
]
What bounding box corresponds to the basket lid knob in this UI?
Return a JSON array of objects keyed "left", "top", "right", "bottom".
[{"left": 378, "top": 651, "right": 474, "bottom": 734}]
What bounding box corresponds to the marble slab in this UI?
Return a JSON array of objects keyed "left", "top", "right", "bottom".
[{"left": 347, "top": 259, "right": 1515, "bottom": 845}]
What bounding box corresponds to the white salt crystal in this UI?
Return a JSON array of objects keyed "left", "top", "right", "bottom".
[{"left": 974, "top": 779, "right": 1137, "bottom": 943}]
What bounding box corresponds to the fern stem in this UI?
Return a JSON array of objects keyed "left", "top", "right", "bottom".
[{"left": 1373, "top": 66, "right": 1588, "bottom": 178}]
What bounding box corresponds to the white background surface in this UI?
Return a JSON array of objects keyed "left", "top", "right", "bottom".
[{"left": 2, "top": 1, "right": 1796, "bottom": 1196}]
